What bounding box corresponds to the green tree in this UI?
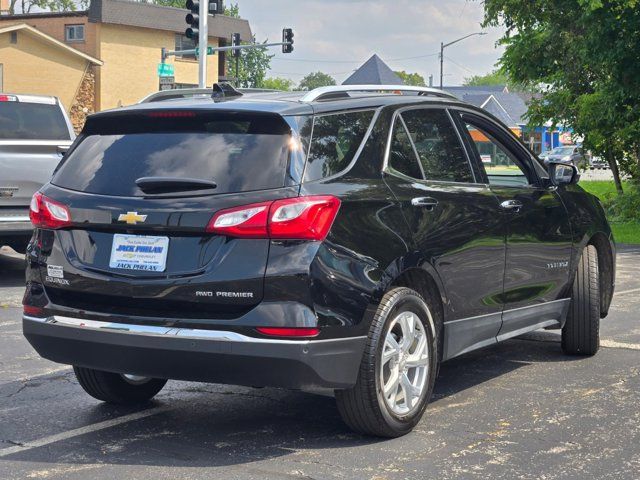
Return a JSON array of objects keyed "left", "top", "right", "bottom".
[
  {"left": 482, "top": 0, "right": 640, "bottom": 193},
  {"left": 394, "top": 71, "right": 426, "bottom": 86},
  {"left": 463, "top": 70, "right": 510, "bottom": 87},
  {"left": 12, "top": 0, "right": 84, "bottom": 14},
  {"left": 261, "top": 77, "right": 294, "bottom": 91},
  {"left": 298, "top": 72, "right": 336, "bottom": 91},
  {"left": 224, "top": 3, "right": 273, "bottom": 88}
]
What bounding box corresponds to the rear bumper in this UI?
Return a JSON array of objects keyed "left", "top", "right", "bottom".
[{"left": 23, "top": 315, "right": 366, "bottom": 390}]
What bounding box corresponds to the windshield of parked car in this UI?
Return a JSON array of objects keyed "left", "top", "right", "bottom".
[
  {"left": 552, "top": 147, "right": 575, "bottom": 155},
  {"left": 0, "top": 101, "right": 70, "bottom": 140}
]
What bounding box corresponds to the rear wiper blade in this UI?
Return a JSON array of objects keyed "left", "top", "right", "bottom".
[{"left": 135, "top": 177, "right": 217, "bottom": 194}]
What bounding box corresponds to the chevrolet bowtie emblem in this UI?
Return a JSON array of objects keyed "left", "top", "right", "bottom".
[{"left": 118, "top": 212, "right": 147, "bottom": 225}]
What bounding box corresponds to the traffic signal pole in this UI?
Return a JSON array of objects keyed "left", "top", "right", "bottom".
[{"left": 198, "top": 0, "right": 208, "bottom": 88}]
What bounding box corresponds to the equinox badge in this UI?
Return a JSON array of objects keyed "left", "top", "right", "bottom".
[{"left": 118, "top": 211, "right": 148, "bottom": 225}]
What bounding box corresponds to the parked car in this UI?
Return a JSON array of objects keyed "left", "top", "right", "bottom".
[
  {"left": 589, "top": 155, "right": 609, "bottom": 169},
  {"left": 540, "top": 145, "right": 588, "bottom": 167},
  {"left": 22, "top": 85, "right": 616, "bottom": 438},
  {"left": 0, "top": 94, "right": 74, "bottom": 253}
]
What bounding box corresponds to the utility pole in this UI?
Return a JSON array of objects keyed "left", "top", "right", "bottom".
[
  {"left": 439, "top": 32, "right": 486, "bottom": 89},
  {"left": 198, "top": 0, "right": 208, "bottom": 88}
]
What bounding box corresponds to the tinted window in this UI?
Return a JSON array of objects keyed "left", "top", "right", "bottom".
[
  {"left": 52, "top": 112, "right": 292, "bottom": 197},
  {"left": 0, "top": 102, "right": 70, "bottom": 140},
  {"left": 401, "top": 109, "right": 473, "bottom": 183},
  {"left": 463, "top": 123, "right": 530, "bottom": 187},
  {"left": 304, "top": 110, "right": 375, "bottom": 181},
  {"left": 389, "top": 119, "right": 422, "bottom": 179}
]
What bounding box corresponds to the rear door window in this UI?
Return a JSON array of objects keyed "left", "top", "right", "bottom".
[
  {"left": 52, "top": 111, "right": 293, "bottom": 197},
  {"left": 303, "top": 110, "right": 375, "bottom": 181},
  {"left": 400, "top": 109, "right": 474, "bottom": 183},
  {"left": 0, "top": 102, "right": 70, "bottom": 140}
]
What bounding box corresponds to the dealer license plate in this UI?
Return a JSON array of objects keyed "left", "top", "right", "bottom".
[{"left": 109, "top": 234, "right": 169, "bottom": 272}]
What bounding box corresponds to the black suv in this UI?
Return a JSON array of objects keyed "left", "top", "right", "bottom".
[{"left": 23, "top": 85, "right": 615, "bottom": 437}]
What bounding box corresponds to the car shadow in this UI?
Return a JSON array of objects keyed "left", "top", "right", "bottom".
[
  {"left": 0, "top": 248, "right": 26, "bottom": 289},
  {"left": 0, "top": 330, "right": 576, "bottom": 468}
]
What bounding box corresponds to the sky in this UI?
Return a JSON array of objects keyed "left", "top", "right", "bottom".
[{"left": 234, "top": 0, "right": 506, "bottom": 86}]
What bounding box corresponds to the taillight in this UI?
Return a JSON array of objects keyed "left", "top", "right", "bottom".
[
  {"left": 0, "top": 95, "right": 17, "bottom": 102},
  {"left": 207, "top": 195, "right": 340, "bottom": 241},
  {"left": 207, "top": 201, "right": 271, "bottom": 238},
  {"left": 256, "top": 327, "right": 320, "bottom": 338},
  {"left": 23, "top": 305, "right": 45, "bottom": 317},
  {"left": 29, "top": 192, "right": 72, "bottom": 229}
]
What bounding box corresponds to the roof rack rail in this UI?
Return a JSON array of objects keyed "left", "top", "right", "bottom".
[{"left": 299, "top": 84, "right": 457, "bottom": 103}]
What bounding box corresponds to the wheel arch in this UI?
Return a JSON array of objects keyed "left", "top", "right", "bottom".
[
  {"left": 388, "top": 267, "right": 446, "bottom": 362},
  {"left": 587, "top": 232, "right": 615, "bottom": 318}
]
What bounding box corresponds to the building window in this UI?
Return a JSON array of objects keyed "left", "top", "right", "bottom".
[
  {"left": 65, "top": 25, "right": 85, "bottom": 42},
  {"left": 10, "top": 31, "right": 17, "bottom": 44},
  {"left": 175, "top": 34, "right": 196, "bottom": 59}
]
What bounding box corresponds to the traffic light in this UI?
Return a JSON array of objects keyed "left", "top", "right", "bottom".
[
  {"left": 209, "top": 0, "right": 223, "bottom": 14},
  {"left": 186, "top": 1, "right": 223, "bottom": 42},
  {"left": 185, "top": 0, "right": 200, "bottom": 42},
  {"left": 282, "top": 28, "right": 294, "bottom": 54},
  {"left": 231, "top": 32, "right": 241, "bottom": 58}
]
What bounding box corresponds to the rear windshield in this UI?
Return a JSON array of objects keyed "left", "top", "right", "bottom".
[
  {"left": 0, "top": 102, "right": 70, "bottom": 140},
  {"left": 52, "top": 111, "right": 292, "bottom": 197}
]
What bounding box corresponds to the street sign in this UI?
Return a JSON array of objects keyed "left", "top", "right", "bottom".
[
  {"left": 194, "top": 46, "right": 215, "bottom": 56},
  {"left": 159, "top": 76, "right": 175, "bottom": 90},
  {"left": 157, "top": 63, "right": 175, "bottom": 77}
]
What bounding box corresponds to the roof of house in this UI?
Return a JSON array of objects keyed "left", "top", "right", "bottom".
[
  {"left": 445, "top": 85, "right": 531, "bottom": 127},
  {"left": 0, "top": 23, "right": 103, "bottom": 65},
  {"left": 342, "top": 54, "right": 404, "bottom": 85},
  {"left": 88, "top": 0, "right": 252, "bottom": 39}
]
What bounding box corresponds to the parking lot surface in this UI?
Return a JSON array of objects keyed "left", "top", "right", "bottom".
[{"left": 1, "top": 245, "right": 639, "bottom": 479}]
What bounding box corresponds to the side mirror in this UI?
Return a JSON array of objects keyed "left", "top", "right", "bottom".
[{"left": 548, "top": 161, "right": 579, "bottom": 186}]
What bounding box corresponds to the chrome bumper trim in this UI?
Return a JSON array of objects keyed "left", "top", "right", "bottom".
[
  {"left": 0, "top": 216, "right": 30, "bottom": 222},
  {"left": 23, "top": 315, "right": 364, "bottom": 346}
]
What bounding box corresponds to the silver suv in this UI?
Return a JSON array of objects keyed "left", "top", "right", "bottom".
[{"left": 0, "top": 94, "right": 74, "bottom": 253}]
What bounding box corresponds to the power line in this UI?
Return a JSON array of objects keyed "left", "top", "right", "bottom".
[
  {"left": 443, "top": 55, "right": 476, "bottom": 74},
  {"left": 270, "top": 51, "right": 439, "bottom": 64}
]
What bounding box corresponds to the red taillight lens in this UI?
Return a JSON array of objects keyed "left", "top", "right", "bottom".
[
  {"left": 269, "top": 196, "right": 340, "bottom": 240},
  {"left": 256, "top": 327, "right": 320, "bottom": 338},
  {"left": 29, "top": 192, "right": 72, "bottom": 229},
  {"left": 23, "top": 305, "right": 45, "bottom": 317},
  {"left": 206, "top": 196, "right": 340, "bottom": 241},
  {"left": 206, "top": 201, "right": 271, "bottom": 238},
  {"left": 0, "top": 95, "right": 17, "bottom": 102}
]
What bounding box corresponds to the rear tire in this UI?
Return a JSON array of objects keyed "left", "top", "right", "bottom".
[
  {"left": 562, "top": 245, "right": 600, "bottom": 355},
  {"left": 73, "top": 366, "right": 167, "bottom": 404},
  {"left": 335, "top": 287, "right": 438, "bottom": 438}
]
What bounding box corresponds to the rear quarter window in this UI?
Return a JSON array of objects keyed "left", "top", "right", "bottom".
[{"left": 303, "top": 110, "right": 375, "bottom": 182}]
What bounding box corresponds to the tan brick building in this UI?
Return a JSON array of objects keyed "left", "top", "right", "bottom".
[{"left": 0, "top": 0, "right": 251, "bottom": 126}]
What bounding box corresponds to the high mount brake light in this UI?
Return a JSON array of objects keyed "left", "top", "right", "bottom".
[
  {"left": 147, "top": 111, "right": 197, "bottom": 118},
  {"left": 29, "top": 192, "right": 72, "bottom": 229},
  {"left": 206, "top": 196, "right": 340, "bottom": 241}
]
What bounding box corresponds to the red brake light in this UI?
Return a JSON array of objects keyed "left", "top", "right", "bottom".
[
  {"left": 30, "top": 192, "right": 72, "bottom": 229},
  {"left": 23, "top": 305, "right": 45, "bottom": 317},
  {"left": 206, "top": 196, "right": 340, "bottom": 241},
  {"left": 0, "top": 95, "right": 17, "bottom": 102},
  {"left": 206, "top": 201, "right": 271, "bottom": 238},
  {"left": 256, "top": 327, "right": 320, "bottom": 338},
  {"left": 147, "top": 111, "right": 196, "bottom": 118}
]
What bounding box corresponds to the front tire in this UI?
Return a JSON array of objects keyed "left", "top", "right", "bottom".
[
  {"left": 73, "top": 366, "right": 167, "bottom": 404},
  {"left": 335, "top": 287, "right": 438, "bottom": 438},
  {"left": 562, "top": 245, "right": 600, "bottom": 355}
]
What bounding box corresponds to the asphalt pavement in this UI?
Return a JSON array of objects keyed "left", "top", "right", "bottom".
[{"left": 0, "top": 245, "right": 639, "bottom": 479}]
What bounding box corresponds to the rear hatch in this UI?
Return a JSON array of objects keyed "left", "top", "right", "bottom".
[
  {"left": 0, "top": 95, "right": 72, "bottom": 217},
  {"left": 38, "top": 108, "right": 302, "bottom": 321}
]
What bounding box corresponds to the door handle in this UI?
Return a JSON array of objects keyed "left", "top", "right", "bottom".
[
  {"left": 411, "top": 197, "right": 439, "bottom": 209},
  {"left": 500, "top": 200, "right": 523, "bottom": 212}
]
